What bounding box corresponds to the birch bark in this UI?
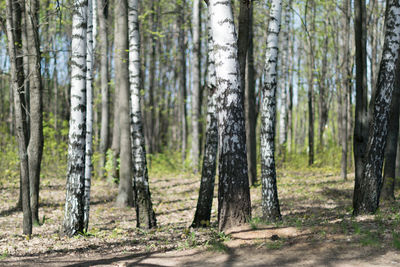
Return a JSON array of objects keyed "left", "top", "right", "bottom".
[
  {"left": 63, "top": 0, "right": 87, "bottom": 236},
  {"left": 84, "top": 0, "right": 94, "bottom": 232},
  {"left": 128, "top": 0, "right": 156, "bottom": 228},
  {"left": 353, "top": 0, "right": 400, "bottom": 215},
  {"left": 208, "top": 0, "right": 251, "bottom": 231},
  {"left": 260, "top": 0, "right": 282, "bottom": 221}
]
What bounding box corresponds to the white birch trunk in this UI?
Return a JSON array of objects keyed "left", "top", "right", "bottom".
[
  {"left": 84, "top": 0, "right": 94, "bottom": 232},
  {"left": 92, "top": 0, "right": 97, "bottom": 51},
  {"left": 208, "top": 0, "right": 251, "bottom": 231},
  {"left": 260, "top": 0, "right": 282, "bottom": 220},
  {"left": 128, "top": 0, "right": 156, "bottom": 228},
  {"left": 354, "top": 0, "right": 400, "bottom": 214},
  {"left": 63, "top": 0, "right": 87, "bottom": 237}
]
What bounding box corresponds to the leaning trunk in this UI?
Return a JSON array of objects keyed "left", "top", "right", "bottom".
[
  {"left": 353, "top": 0, "right": 400, "bottom": 215},
  {"left": 192, "top": 11, "right": 218, "bottom": 227}
]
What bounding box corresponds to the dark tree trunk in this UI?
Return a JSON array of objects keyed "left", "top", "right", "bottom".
[
  {"left": 192, "top": 12, "right": 218, "bottom": 227},
  {"left": 147, "top": 0, "right": 157, "bottom": 154},
  {"left": 381, "top": 59, "right": 400, "bottom": 202},
  {"left": 341, "top": 0, "right": 351, "bottom": 180},
  {"left": 353, "top": 0, "right": 369, "bottom": 207},
  {"left": 178, "top": 0, "right": 188, "bottom": 163},
  {"left": 353, "top": 0, "right": 400, "bottom": 215},
  {"left": 25, "top": 0, "right": 43, "bottom": 226},
  {"left": 6, "top": 0, "right": 32, "bottom": 236},
  {"left": 306, "top": 0, "right": 315, "bottom": 166},
  {"left": 239, "top": 0, "right": 257, "bottom": 186}
]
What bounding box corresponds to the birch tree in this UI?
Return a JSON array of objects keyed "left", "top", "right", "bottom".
[
  {"left": 128, "top": 0, "right": 156, "bottom": 228},
  {"left": 260, "top": 0, "right": 282, "bottom": 221},
  {"left": 192, "top": 10, "right": 218, "bottom": 227},
  {"left": 353, "top": 0, "right": 400, "bottom": 215},
  {"left": 63, "top": 0, "right": 87, "bottom": 236},
  {"left": 208, "top": 0, "right": 251, "bottom": 231},
  {"left": 84, "top": 0, "right": 94, "bottom": 232}
]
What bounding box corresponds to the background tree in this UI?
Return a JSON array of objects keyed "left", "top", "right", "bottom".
[
  {"left": 115, "top": 0, "right": 134, "bottom": 207},
  {"left": 5, "top": 0, "right": 32, "bottom": 235}
]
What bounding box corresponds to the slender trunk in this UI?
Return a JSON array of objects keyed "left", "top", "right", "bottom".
[
  {"left": 178, "top": 0, "right": 187, "bottom": 163},
  {"left": 25, "top": 0, "right": 43, "bottom": 225},
  {"left": 115, "top": 0, "right": 133, "bottom": 207},
  {"left": 147, "top": 0, "right": 157, "bottom": 154},
  {"left": 353, "top": 0, "right": 369, "bottom": 210},
  {"left": 341, "top": 0, "right": 350, "bottom": 180},
  {"left": 191, "top": 0, "right": 201, "bottom": 173},
  {"left": 353, "top": 0, "right": 400, "bottom": 215},
  {"left": 208, "top": 0, "right": 251, "bottom": 231},
  {"left": 83, "top": 0, "right": 94, "bottom": 232},
  {"left": 396, "top": 131, "right": 400, "bottom": 179},
  {"left": 279, "top": 0, "right": 291, "bottom": 152},
  {"left": 192, "top": 11, "right": 218, "bottom": 227},
  {"left": 317, "top": 22, "right": 328, "bottom": 151},
  {"left": 98, "top": 0, "right": 109, "bottom": 178},
  {"left": 241, "top": 1, "right": 257, "bottom": 186},
  {"left": 128, "top": 0, "right": 156, "bottom": 228},
  {"left": 260, "top": 0, "right": 282, "bottom": 221},
  {"left": 6, "top": 0, "right": 32, "bottom": 236},
  {"left": 63, "top": 0, "right": 87, "bottom": 237},
  {"left": 306, "top": 0, "right": 315, "bottom": 166},
  {"left": 287, "top": 20, "right": 294, "bottom": 153}
]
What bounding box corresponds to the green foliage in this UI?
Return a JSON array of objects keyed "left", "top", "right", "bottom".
[
  {"left": 0, "top": 125, "right": 20, "bottom": 186},
  {"left": 41, "top": 113, "right": 68, "bottom": 179},
  {"left": 104, "top": 149, "right": 119, "bottom": 184},
  {"left": 147, "top": 151, "right": 192, "bottom": 177},
  {"left": 0, "top": 249, "right": 8, "bottom": 260},
  {"left": 393, "top": 232, "right": 400, "bottom": 250},
  {"left": 205, "top": 230, "right": 231, "bottom": 253}
]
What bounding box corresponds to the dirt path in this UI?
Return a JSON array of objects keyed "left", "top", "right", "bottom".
[{"left": 1, "top": 170, "right": 400, "bottom": 266}]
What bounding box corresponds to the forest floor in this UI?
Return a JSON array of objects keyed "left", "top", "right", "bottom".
[{"left": 1, "top": 167, "right": 400, "bottom": 266}]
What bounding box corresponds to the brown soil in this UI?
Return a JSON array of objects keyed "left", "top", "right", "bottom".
[{"left": 1, "top": 170, "right": 400, "bottom": 266}]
